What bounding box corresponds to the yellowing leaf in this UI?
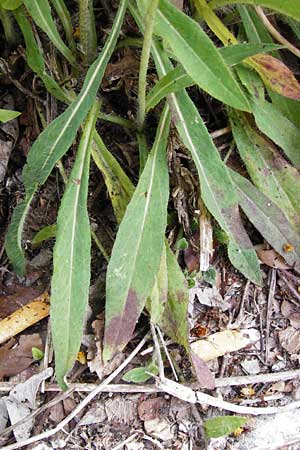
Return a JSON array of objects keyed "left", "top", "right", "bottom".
[
  {"left": 0, "top": 292, "right": 50, "bottom": 344},
  {"left": 249, "top": 54, "right": 300, "bottom": 100}
]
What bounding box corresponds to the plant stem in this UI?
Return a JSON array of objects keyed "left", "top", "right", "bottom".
[
  {"left": 0, "top": 7, "right": 18, "bottom": 47},
  {"left": 137, "top": 0, "right": 159, "bottom": 130},
  {"left": 255, "top": 6, "right": 300, "bottom": 59},
  {"left": 78, "top": 0, "right": 97, "bottom": 65}
]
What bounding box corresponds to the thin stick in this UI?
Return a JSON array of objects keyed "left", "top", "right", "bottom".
[
  {"left": 157, "top": 377, "right": 300, "bottom": 416},
  {"left": 255, "top": 6, "right": 300, "bottom": 59},
  {"left": 109, "top": 432, "right": 140, "bottom": 450},
  {"left": 1, "top": 334, "right": 149, "bottom": 450},
  {"left": 150, "top": 323, "right": 164, "bottom": 378},
  {"left": 156, "top": 326, "right": 178, "bottom": 381},
  {"left": 137, "top": 0, "right": 159, "bottom": 129},
  {"left": 265, "top": 268, "right": 276, "bottom": 363}
]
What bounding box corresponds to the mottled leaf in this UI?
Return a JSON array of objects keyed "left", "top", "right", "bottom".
[
  {"left": 249, "top": 54, "right": 300, "bottom": 100},
  {"left": 103, "top": 105, "right": 171, "bottom": 361},
  {"left": 138, "top": 0, "right": 250, "bottom": 111},
  {"left": 210, "top": 0, "right": 300, "bottom": 20},
  {"left": 5, "top": 0, "right": 128, "bottom": 275},
  {"left": 230, "top": 169, "right": 300, "bottom": 271},
  {"left": 204, "top": 415, "right": 247, "bottom": 439},
  {"left": 230, "top": 110, "right": 300, "bottom": 230},
  {"left": 148, "top": 244, "right": 168, "bottom": 325}
]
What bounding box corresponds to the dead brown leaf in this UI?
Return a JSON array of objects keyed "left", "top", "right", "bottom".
[
  {"left": 281, "top": 300, "right": 300, "bottom": 329},
  {"left": 0, "top": 286, "right": 42, "bottom": 319},
  {"left": 0, "top": 333, "right": 43, "bottom": 378},
  {"left": 279, "top": 326, "right": 300, "bottom": 355},
  {"left": 138, "top": 397, "right": 168, "bottom": 421},
  {"left": 257, "top": 249, "right": 290, "bottom": 270}
]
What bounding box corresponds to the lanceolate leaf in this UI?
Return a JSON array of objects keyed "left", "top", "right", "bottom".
[
  {"left": 230, "top": 169, "right": 300, "bottom": 271},
  {"left": 251, "top": 100, "right": 300, "bottom": 167},
  {"left": 51, "top": 102, "right": 98, "bottom": 390},
  {"left": 152, "top": 54, "right": 261, "bottom": 284},
  {"left": 129, "top": 4, "right": 262, "bottom": 284},
  {"left": 210, "top": 0, "right": 300, "bottom": 20},
  {"left": 14, "top": 7, "right": 71, "bottom": 104},
  {"left": 5, "top": 0, "right": 128, "bottom": 275},
  {"left": 138, "top": 0, "right": 250, "bottom": 111},
  {"left": 230, "top": 110, "right": 300, "bottom": 231},
  {"left": 238, "top": 5, "right": 300, "bottom": 127},
  {"left": 145, "top": 42, "right": 282, "bottom": 112},
  {"left": 23, "top": 0, "right": 76, "bottom": 66},
  {"left": 92, "top": 132, "right": 134, "bottom": 224},
  {"left": 103, "top": 105, "right": 171, "bottom": 361},
  {"left": 159, "top": 244, "right": 189, "bottom": 350}
]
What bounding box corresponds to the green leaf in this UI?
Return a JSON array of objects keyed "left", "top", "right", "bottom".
[
  {"left": 14, "top": 7, "right": 74, "bottom": 104},
  {"left": 51, "top": 102, "right": 98, "bottom": 390},
  {"left": 0, "top": 108, "right": 20, "bottom": 123},
  {"left": 5, "top": 0, "right": 128, "bottom": 275},
  {"left": 159, "top": 243, "right": 189, "bottom": 350},
  {"left": 23, "top": 0, "right": 76, "bottom": 66},
  {"left": 204, "top": 415, "right": 247, "bottom": 439},
  {"left": 220, "top": 42, "right": 284, "bottom": 65},
  {"left": 230, "top": 110, "right": 300, "bottom": 231},
  {"left": 148, "top": 244, "right": 168, "bottom": 325},
  {"left": 31, "top": 224, "right": 57, "bottom": 246},
  {"left": 251, "top": 99, "right": 300, "bottom": 167},
  {"left": 103, "top": 105, "right": 171, "bottom": 361},
  {"left": 230, "top": 169, "right": 300, "bottom": 271},
  {"left": 0, "top": 0, "right": 22, "bottom": 10},
  {"left": 138, "top": 0, "right": 250, "bottom": 111},
  {"left": 153, "top": 53, "right": 261, "bottom": 285},
  {"left": 210, "top": 0, "right": 300, "bottom": 20},
  {"left": 238, "top": 6, "right": 300, "bottom": 125},
  {"left": 92, "top": 132, "right": 134, "bottom": 224},
  {"left": 32, "top": 347, "right": 44, "bottom": 361},
  {"left": 146, "top": 65, "right": 193, "bottom": 112},
  {"left": 130, "top": 4, "right": 262, "bottom": 284},
  {"left": 122, "top": 362, "right": 158, "bottom": 383}
]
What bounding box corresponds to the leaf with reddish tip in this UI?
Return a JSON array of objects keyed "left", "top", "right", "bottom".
[
  {"left": 249, "top": 54, "right": 300, "bottom": 100},
  {"left": 103, "top": 106, "right": 171, "bottom": 362}
]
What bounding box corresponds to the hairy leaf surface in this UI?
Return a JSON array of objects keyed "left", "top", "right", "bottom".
[
  {"left": 103, "top": 105, "right": 171, "bottom": 361},
  {"left": 251, "top": 100, "right": 300, "bottom": 167},
  {"left": 230, "top": 110, "right": 300, "bottom": 231},
  {"left": 51, "top": 102, "right": 98, "bottom": 390},
  {"left": 138, "top": 0, "right": 250, "bottom": 111},
  {"left": 5, "top": 0, "right": 128, "bottom": 275},
  {"left": 230, "top": 170, "right": 300, "bottom": 271}
]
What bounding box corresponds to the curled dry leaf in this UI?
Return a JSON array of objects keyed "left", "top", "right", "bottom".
[
  {"left": 191, "top": 329, "right": 260, "bottom": 362},
  {"left": 0, "top": 291, "right": 49, "bottom": 344},
  {"left": 257, "top": 249, "right": 291, "bottom": 270},
  {"left": 250, "top": 54, "right": 300, "bottom": 100}
]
